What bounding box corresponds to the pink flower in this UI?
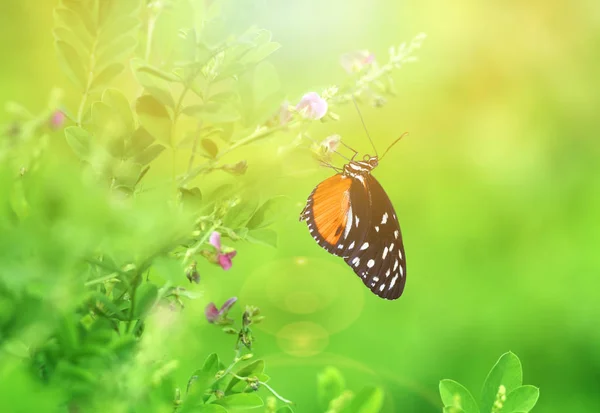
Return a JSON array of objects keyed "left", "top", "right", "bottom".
[
  {"left": 340, "top": 50, "right": 375, "bottom": 73},
  {"left": 205, "top": 297, "right": 238, "bottom": 324},
  {"left": 209, "top": 231, "right": 237, "bottom": 270},
  {"left": 49, "top": 110, "right": 66, "bottom": 129},
  {"left": 296, "top": 92, "right": 328, "bottom": 120},
  {"left": 322, "top": 134, "right": 341, "bottom": 153}
]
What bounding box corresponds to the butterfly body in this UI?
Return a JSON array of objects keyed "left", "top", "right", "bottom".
[{"left": 300, "top": 156, "right": 407, "bottom": 300}]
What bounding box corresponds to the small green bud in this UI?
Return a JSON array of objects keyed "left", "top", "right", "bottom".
[
  {"left": 248, "top": 376, "right": 260, "bottom": 391},
  {"left": 222, "top": 327, "right": 238, "bottom": 335},
  {"left": 252, "top": 316, "right": 265, "bottom": 324},
  {"left": 240, "top": 353, "right": 254, "bottom": 360}
]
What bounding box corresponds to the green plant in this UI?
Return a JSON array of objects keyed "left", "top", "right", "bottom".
[
  {"left": 0, "top": 0, "right": 427, "bottom": 411},
  {"left": 317, "top": 366, "right": 384, "bottom": 413},
  {"left": 440, "top": 352, "right": 540, "bottom": 413}
]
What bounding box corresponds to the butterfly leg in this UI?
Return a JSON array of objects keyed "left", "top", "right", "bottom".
[
  {"left": 340, "top": 141, "right": 359, "bottom": 160},
  {"left": 319, "top": 161, "right": 343, "bottom": 173}
]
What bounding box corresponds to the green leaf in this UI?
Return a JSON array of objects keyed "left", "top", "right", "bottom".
[
  {"left": 136, "top": 95, "right": 172, "bottom": 146},
  {"left": 190, "top": 406, "right": 228, "bottom": 413},
  {"left": 342, "top": 385, "right": 384, "bottom": 413},
  {"left": 480, "top": 352, "right": 523, "bottom": 413},
  {"left": 90, "top": 102, "right": 129, "bottom": 157},
  {"left": 246, "top": 228, "right": 278, "bottom": 248},
  {"left": 152, "top": 257, "right": 184, "bottom": 284},
  {"left": 113, "top": 160, "right": 143, "bottom": 189},
  {"left": 443, "top": 408, "right": 465, "bottom": 413},
  {"left": 5, "top": 101, "right": 34, "bottom": 120},
  {"left": 247, "top": 196, "right": 288, "bottom": 229},
  {"left": 132, "top": 58, "right": 176, "bottom": 108},
  {"left": 276, "top": 407, "right": 294, "bottom": 413},
  {"left": 211, "top": 394, "right": 263, "bottom": 409},
  {"left": 226, "top": 360, "right": 265, "bottom": 393},
  {"left": 62, "top": 0, "right": 97, "bottom": 36},
  {"left": 502, "top": 385, "right": 540, "bottom": 413},
  {"left": 318, "top": 367, "right": 345, "bottom": 410},
  {"left": 55, "top": 40, "right": 87, "bottom": 90},
  {"left": 90, "top": 63, "right": 125, "bottom": 91},
  {"left": 64, "top": 126, "right": 92, "bottom": 159},
  {"left": 97, "top": 35, "right": 138, "bottom": 69},
  {"left": 201, "top": 138, "right": 218, "bottom": 158},
  {"left": 129, "top": 127, "right": 155, "bottom": 155},
  {"left": 179, "top": 187, "right": 203, "bottom": 211},
  {"left": 187, "top": 354, "right": 220, "bottom": 397},
  {"left": 53, "top": 26, "right": 90, "bottom": 59},
  {"left": 223, "top": 199, "right": 259, "bottom": 229},
  {"left": 99, "top": 15, "right": 140, "bottom": 44},
  {"left": 439, "top": 380, "right": 479, "bottom": 413},
  {"left": 133, "top": 283, "right": 158, "bottom": 318},
  {"left": 183, "top": 102, "right": 241, "bottom": 124},
  {"left": 137, "top": 65, "right": 181, "bottom": 82},
  {"left": 240, "top": 41, "right": 281, "bottom": 65},
  {"left": 134, "top": 144, "right": 165, "bottom": 165},
  {"left": 103, "top": 89, "right": 135, "bottom": 131},
  {"left": 54, "top": 7, "right": 93, "bottom": 47}
]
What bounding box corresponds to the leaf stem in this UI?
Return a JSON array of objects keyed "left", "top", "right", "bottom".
[
  {"left": 259, "top": 381, "right": 294, "bottom": 405},
  {"left": 77, "top": 32, "right": 99, "bottom": 126}
]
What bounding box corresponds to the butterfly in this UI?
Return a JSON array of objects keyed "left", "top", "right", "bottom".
[{"left": 300, "top": 129, "right": 408, "bottom": 300}]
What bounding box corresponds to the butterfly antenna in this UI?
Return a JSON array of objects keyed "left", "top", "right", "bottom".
[
  {"left": 380, "top": 132, "right": 409, "bottom": 160},
  {"left": 352, "top": 96, "right": 378, "bottom": 157}
]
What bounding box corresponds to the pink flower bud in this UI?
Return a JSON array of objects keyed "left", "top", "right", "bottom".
[
  {"left": 296, "top": 92, "right": 328, "bottom": 120},
  {"left": 340, "top": 50, "right": 375, "bottom": 73},
  {"left": 50, "top": 110, "right": 66, "bottom": 129}
]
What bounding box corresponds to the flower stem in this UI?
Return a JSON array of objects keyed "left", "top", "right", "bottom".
[{"left": 183, "top": 223, "right": 218, "bottom": 266}]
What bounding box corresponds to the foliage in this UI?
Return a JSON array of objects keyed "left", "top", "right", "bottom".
[
  {"left": 0, "top": 0, "right": 432, "bottom": 411},
  {"left": 317, "top": 367, "right": 384, "bottom": 413},
  {"left": 440, "top": 352, "right": 540, "bottom": 413}
]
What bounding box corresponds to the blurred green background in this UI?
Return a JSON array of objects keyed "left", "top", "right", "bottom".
[{"left": 2, "top": 0, "right": 600, "bottom": 412}]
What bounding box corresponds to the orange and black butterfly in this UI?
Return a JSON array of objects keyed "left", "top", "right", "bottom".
[{"left": 300, "top": 114, "right": 407, "bottom": 300}]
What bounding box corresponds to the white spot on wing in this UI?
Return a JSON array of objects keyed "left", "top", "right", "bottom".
[
  {"left": 344, "top": 204, "right": 353, "bottom": 239},
  {"left": 379, "top": 284, "right": 385, "bottom": 292},
  {"left": 349, "top": 241, "right": 355, "bottom": 249},
  {"left": 355, "top": 215, "right": 360, "bottom": 227},
  {"left": 337, "top": 244, "right": 343, "bottom": 249},
  {"left": 367, "top": 259, "right": 375, "bottom": 268},
  {"left": 394, "top": 230, "right": 399, "bottom": 239},
  {"left": 375, "top": 226, "right": 380, "bottom": 232},
  {"left": 360, "top": 242, "right": 369, "bottom": 250},
  {"left": 389, "top": 243, "right": 394, "bottom": 251},
  {"left": 381, "top": 212, "right": 388, "bottom": 224},
  {"left": 386, "top": 269, "right": 390, "bottom": 277},
  {"left": 352, "top": 257, "right": 360, "bottom": 267},
  {"left": 393, "top": 260, "right": 399, "bottom": 271},
  {"left": 389, "top": 275, "right": 398, "bottom": 289},
  {"left": 382, "top": 247, "right": 388, "bottom": 259}
]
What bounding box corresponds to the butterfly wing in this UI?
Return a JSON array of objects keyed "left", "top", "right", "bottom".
[
  {"left": 300, "top": 174, "right": 370, "bottom": 257},
  {"left": 343, "top": 174, "right": 407, "bottom": 300}
]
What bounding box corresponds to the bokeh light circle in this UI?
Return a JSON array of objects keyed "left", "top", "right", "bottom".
[
  {"left": 275, "top": 322, "right": 329, "bottom": 357},
  {"left": 239, "top": 255, "right": 365, "bottom": 356}
]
